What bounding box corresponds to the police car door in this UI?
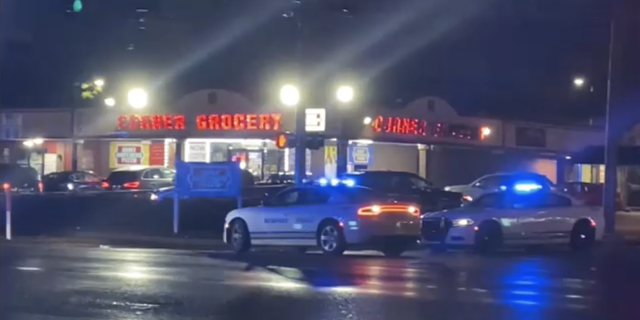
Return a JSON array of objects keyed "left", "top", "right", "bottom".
[
  {"left": 258, "top": 188, "right": 302, "bottom": 242},
  {"left": 475, "top": 193, "right": 524, "bottom": 241}
]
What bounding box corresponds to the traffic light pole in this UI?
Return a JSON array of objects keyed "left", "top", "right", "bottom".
[{"left": 294, "top": 105, "right": 307, "bottom": 184}]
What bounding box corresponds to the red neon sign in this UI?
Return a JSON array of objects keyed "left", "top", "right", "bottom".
[
  {"left": 116, "top": 113, "right": 282, "bottom": 131},
  {"left": 196, "top": 113, "right": 281, "bottom": 131},
  {"left": 372, "top": 116, "right": 427, "bottom": 135},
  {"left": 117, "top": 114, "right": 186, "bottom": 131}
]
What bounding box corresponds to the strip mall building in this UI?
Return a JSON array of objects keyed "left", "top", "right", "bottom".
[{"left": 1, "top": 89, "right": 638, "bottom": 187}]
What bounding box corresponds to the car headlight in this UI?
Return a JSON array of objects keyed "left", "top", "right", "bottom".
[
  {"left": 444, "top": 186, "right": 451, "bottom": 191},
  {"left": 150, "top": 193, "right": 159, "bottom": 201},
  {"left": 452, "top": 218, "right": 474, "bottom": 227}
]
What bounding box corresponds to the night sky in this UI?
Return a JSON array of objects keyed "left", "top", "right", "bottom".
[{"left": 0, "top": 0, "right": 613, "bottom": 123}]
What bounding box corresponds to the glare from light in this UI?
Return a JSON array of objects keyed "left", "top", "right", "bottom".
[
  {"left": 481, "top": 127, "right": 491, "bottom": 136},
  {"left": 150, "top": 193, "right": 159, "bottom": 201},
  {"left": 330, "top": 178, "right": 340, "bottom": 186},
  {"left": 565, "top": 156, "right": 572, "bottom": 160},
  {"left": 23, "top": 140, "right": 34, "bottom": 148},
  {"left": 573, "top": 77, "right": 586, "bottom": 88},
  {"left": 94, "top": 78, "right": 105, "bottom": 87},
  {"left": 279, "top": 84, "right": 300, "bottom": 107},
  {"left": 127, "top": 88, "right": 148, "bottom": 109},
  {"left": 336, "top": 85, "right": 355, "bottom": 103},
  {"left": 67, "top": 183, "right": 74, "bottom": 191},
  {"left": 2, "top": 183, "right": 9, "bottom": 190},
  {"left": 453, "top": 218, "right": 474, "bottom": 227},
  {"left": 407, "top": 206, "right": 417, "bottom": 214},
  {"left": 342, "top": 179, "right": 355, "bottom": 187},
  {"left": 318, "top": 178, "right": 328, "bottom": 186},
  {"left": 363, "top": 116, "right": 372, "bottom": 125},
  {"left": 104, "top": 97, "right": 116, "bottom": 107},
  {"left": 371, "top": 205, "right": 381, "bottom": 213},
  {"left": 239, "top": 161, "right": 247, "bottom": 170},
  {"left": 514, "top": 183, "right": 543, "bottom": 192}
]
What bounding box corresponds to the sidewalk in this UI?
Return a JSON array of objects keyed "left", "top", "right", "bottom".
[{"left": 0, "top": 232, "right": 228, "bottom": 251}]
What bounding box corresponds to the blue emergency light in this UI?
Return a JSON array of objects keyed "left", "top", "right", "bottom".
[{"left": 317, "top": 177, "right": 356, "bottom": 187}]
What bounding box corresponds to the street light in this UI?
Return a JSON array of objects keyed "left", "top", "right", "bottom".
[
  {"left": 279, "top": 84, "right": 300, "bottom": 107},
  {"left": 573, "top": 77, "right": 586, "bottom": 88},
  {"left": 104, "top": 97, "right": 116, "bottom": 107},
  {"left": 336, "top": 85, "right": 355, "bottom": 103},
  {"left": 363, "top": 116, "right": 372, "bottom": 125},
  {"left": 94, "top": 78, "right": 105, "bottom": 88},
  {"left": 128, "top": 88, "right": 148, "bottom": 109}
]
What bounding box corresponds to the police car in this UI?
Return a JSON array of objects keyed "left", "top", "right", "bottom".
[
  {"left": 422, "top": 179, "right": 604, "bottom": 252},
  {"left": 224, "top": 182, "right": 421, "bottom": 256}
]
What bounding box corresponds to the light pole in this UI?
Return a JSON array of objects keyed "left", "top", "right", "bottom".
[
  {"left": 335, "top": 85, "right": 355, "bottom": 177},
  {"left": 279, "top": 84, "right": 306, "bottom": 184}
]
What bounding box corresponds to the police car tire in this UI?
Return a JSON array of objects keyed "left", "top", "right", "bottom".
[
  {"left": 229, "top": 219, "right": 251, "bottom": 254},
  {"left": 474, "top": 221, "right": 503, "bottom": 253},
  {"left": 570, "top": 220, "right": 595, "bottom": 251},
  {"left": 317, "top": 221, "right": 346, "bottom": 256}
]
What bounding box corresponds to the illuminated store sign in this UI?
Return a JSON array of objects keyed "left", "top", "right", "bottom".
[
  {"left": 371, "top": 116, "right": 488, "bottom": 140},
  {"left": 117, "top": 113, "right": 282, "bottom": 131}
]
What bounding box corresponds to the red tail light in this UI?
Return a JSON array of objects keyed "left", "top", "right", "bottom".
[
  {"left": 2, "top": 183, "right": 9, "bottom": 191},
  {"left": 123, "top": 181, "right": 140, "bottom": 189},
  {"left": 101, "top": 181, "right": 110, "bottom": 189},
  {"left": 358, "top": 204, "right": 419, "bottom": 216},
  {"left": 38, "top": 182, "right": 43, "bottom": 193}
]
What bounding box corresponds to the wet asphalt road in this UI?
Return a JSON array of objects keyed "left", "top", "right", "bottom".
[{"left": 1, "top": 242, "right": 640, "bottom": 320}]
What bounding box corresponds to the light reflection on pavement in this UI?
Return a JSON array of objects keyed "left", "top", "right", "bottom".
[{"left": 1, "top": 243, "right": 639, "bottom": 320}]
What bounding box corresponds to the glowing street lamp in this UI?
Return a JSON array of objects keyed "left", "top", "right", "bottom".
[
  {"left": 128, "top": 88, "right": 148, "bottom": 109},
  {"left": 104, "top": 97, "right": 116, "bottom": 107},
  {"left": 94, "top": 78, "right": 105, "bottom": 88},
  {"left": 336, "top": 85, "right": 354, "bottom": 103},
  {"left": 363, "top": 116, "right": 372, "bottom": 125},
  {"left": 573, "top": 77, "right": 586, "bottom": 88},
  {"left": 279, "top": 84, "right": 300, "bottom": 107}
]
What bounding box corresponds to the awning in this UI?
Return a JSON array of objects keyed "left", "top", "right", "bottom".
[{"left": 570, "top": 146, "right": 640, "bottom": 165}]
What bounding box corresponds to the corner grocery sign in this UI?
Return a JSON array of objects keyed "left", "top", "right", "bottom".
[{"left": 109, "top": 142, "right": 150, "bottom": 167}]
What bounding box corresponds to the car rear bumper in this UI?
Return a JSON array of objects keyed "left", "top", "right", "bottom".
[{"left": 343, "top": 219, "right": 421, "bottom": 245}]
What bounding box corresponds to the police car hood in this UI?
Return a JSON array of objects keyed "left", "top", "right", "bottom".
[{"left": 422, "top": 206, "right": 479, "bottom": 219}]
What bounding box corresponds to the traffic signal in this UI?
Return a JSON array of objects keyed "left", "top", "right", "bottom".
[
  {"left": 305, "top": 133, "right": 325, "bottom": 150},
  {"left": 73, "top": 0, "right": 83, "bottom": 12},
  {"left": 275, "top": 133, "right": 325, "bottom": 150},
  {"left": 275, "top": 133, "right": 296, "bottom": 149}
]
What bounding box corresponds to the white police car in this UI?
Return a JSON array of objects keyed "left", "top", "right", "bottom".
[
  {"left": 224, "top": 183, "right": 421, "bottom": 256},
  {"left": 422, "top": 181, "right": 604, "bottom": 252}
]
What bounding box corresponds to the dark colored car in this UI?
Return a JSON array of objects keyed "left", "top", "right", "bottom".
[
  {"left": 0, "top": 164, "right": 41, "bottom": 193},
  {"left": 256, "top": 173, "right": 295, "bottom": 185},
  {"left": 341, "top": 171, "right": 463, "bottom": 213},
  {"left": 42, "top": 171, "right": 103, "bottom": 192},
  {"left": 104, "top": 167, "right": 175, "bottom": 191},
  {"left": 559, "top": 181, "right": 624, "bottom": 210}
]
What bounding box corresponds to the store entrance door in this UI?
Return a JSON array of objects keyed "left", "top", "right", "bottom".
[{"left": 230, "top": 149, "right": 264, "bottom": 181}]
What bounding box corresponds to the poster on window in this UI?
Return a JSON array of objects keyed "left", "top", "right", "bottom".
[{"left": 109, "top": 142, "right": 150, "bottom": 168}]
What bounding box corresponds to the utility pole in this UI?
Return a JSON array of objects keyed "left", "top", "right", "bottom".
[
  {"left": 603, "top": 0, "right": 640, "bottom": 235},
  {"left": 289, "top": 1, "right": 307, "bottom": 184}
]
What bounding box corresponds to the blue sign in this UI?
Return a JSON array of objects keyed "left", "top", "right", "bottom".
[
  {"left": 175, "top": 160, "right": 242, "bottom": 198},
  {"left": 348, "top": 145, "right": 373, "bottom": 166}
]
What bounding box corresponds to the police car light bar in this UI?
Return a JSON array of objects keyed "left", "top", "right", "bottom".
[
  {"left": 513, "top": 183, "right": 543, "bottom": 193},
  {"left": 317, "top": 177, "right": 356, "bottom": 187}
]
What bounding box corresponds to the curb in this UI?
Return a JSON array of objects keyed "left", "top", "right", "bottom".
[{"left": 0, "top": 233, "right": 228, "bottom": 251}]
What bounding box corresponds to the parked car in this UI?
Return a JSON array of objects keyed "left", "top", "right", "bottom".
[
  {"left": 103, "top": 166, "right": 175, "bottom": 191},
  {"left": 341, "top": 171, "right": 462, "bottom": 212},
  {"left": 0, "top": 164, "right": 41, "bottom": 193},
  {"left": 444, "top": 172, "right": 555, "bottom": 202},
  {"left": 558, "top": 182, "right": 625, "bottom": 210},
  {"left": 42, "top": 171, "right": 104, "bottom": 192},
  {"left": 256, "top": 173, "right": 295, "bottom": 185}
]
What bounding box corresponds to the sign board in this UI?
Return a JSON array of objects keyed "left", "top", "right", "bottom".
[
  {"left": 175, "top": 160, "right": 242, "bottom": 198},
  {"left": 109, "top": 142, "right": 150, "bottom": 167},
  {"left": 116, "top": 113, "right": 282, "bottom": 132},
  {"left": 305, "top": 108, "right": 326, "bottom": 132},
  {"left": 349, "top": 145, "right": 372, "bottom": 166},
  {"left": 185, "top": 141, "right": 209, "bottom": 162}
]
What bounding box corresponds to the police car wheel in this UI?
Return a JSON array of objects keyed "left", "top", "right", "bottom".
[
  {"left": 230, "top": 220, "right": 251, "bottom": 254},
  {"left": 317, "top": 221, "right": 346, "bottom": 256},
  {"left": 474, "top": 221, "right": 503, "bottom": 253},
  {"left": 570, "top": 220, "right": 595, "bottom": 251}
]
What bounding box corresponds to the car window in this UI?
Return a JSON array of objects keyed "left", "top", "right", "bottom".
[
  {"left": 70, "top": 173, "right": 84, "bottom": 182},
  {"left": 471, "top": 193, "right": 505, "bottom": 209},
  {"left": 301, "top": 188, "right": 331, "bottom": 205},
  {"left": 274, "top": 188, "right": 302, "bottom": 206},
  {"left": 474, "top": 175, "right": 507, "bottom": 189},
  {"left": 161, "top": 169, "right": 175, "bottom": 180},
  {"left": 408, "top": 175, "right": 433, "bottom": 189},
  {"left": 544, "top": 193, "right": 572, "bottom": 207},
  {"left": 84, "top": 173, "right": 101, "bottom": 182},
  {"left": 142, "top": 169, "right": 162, "bottom": 180}
]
